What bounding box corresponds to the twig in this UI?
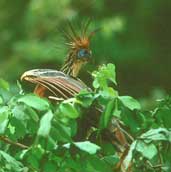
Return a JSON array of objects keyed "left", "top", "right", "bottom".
[
  {"left": 111, "top": 118, "right": 134, "bottom": 142},
  {"left": 40, "top": 137, "right": 49, "bottom": 172},
  {"left": 157, "top": 145, "right": 163, "bottom": 172},
  {"left": 0, "top": 136, "right": 29, "bottom": 149},
  {"left": 147, "top": 160, "right": 163, "bottom": 169}
]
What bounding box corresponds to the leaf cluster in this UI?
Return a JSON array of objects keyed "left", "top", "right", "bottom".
[{"left": 0, "top": 64, "right": 171, "bottom": 172}]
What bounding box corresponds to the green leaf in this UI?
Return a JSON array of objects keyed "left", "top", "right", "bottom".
[
  {"left": 0, "top": 96, "right": 3, "bottom": 104},
  {"left": 10, "top": 117, "right": 26, "bottom": 138},
  {"left": 106, "top": 63, "right": 117, "bottom": 84},
  {"left": 99, "top": 88, "right": 118, "bottom": 99},
  {"left": 64, "top": 141, "right": 101, "bottom": 154},
  {"left": 87, "top": 155, "right": 113, "bottom": 172},
  {"left": 92, "top": 63, "right": 117, "bottom": 89},
  {"left": 26, "top": 146, "right": 44, "bottom": 169},
  {"left": 38, "top": 110, "right": 53, "bottom": 137},
  {"left": 59, "top": 102, "right": 79, "bottom": 119},
  {"left": 68, "top": 119, "right": 77, "bottom": 137},
  {"left": 140, "top": 128, "right": 171, "bottom": 142},
  {"left": 123, "top": 140, "right": 137, "bottom": 170},
  {"left": 118, "top": 96, "right": 141, "bottom": 110},
  {"left": 120, "top": 108, "right": 140, "bottom": 133},
  {"left": 77, "top": 90, "right": 94, "bottom": 108},
  {"left": 44, "top": 162, "right": 57, "bottom": 172},
  {"left": 99, "top": 99, "right": 115, "bottom": 129},
  {"left": 12, "top": 105, "right": 28, "bottom": 123},
  {"left": 27, "top": 153, "right": 39, "bottom": 169},
  {"left": 112, "top": 98, "right": 121, "bottom": 118},
  {"left": 102, "top": 155, "right": 119, "bottom": 166},
  {"left": 101, "top": 143, "right": 116, "bottom": 155},
  {"left": 52, "top": 120, "right": 72, "bottom": 142},
  {"left": 136, "top": 141, "right": 157, "bottom": 159},
  {"left": 155, "top": 107, "right": 171, "bottom": 128},
  {"left": 0, "top": 106, "right": 10, "bottom": 134},
  {"left": 74, "top": 141, "right": 101, "bottom": 154},
  {"left": 0, "top": 150, "right": 23, "bottom": 171},
  {"left": 62, "top": 157, "right": 82, "bottom": 171},
  {"left": 112, "top": 107, "right": 121, "bottom": 118},
  {"left": 0, "top": 78, "right": 9, "bottom": 91},
  {"left": 18, "top": 94, "right": 49, "bottom": 111},
  {"left": 92, "top": 77, "right": 100, "bottom": 89},
  {"left": 26, "top": 106, "right": 39, "bottom": 122}
]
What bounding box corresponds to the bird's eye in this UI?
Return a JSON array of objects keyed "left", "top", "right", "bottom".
[{"left": 77, "top": 49, "right": 91, "bottom": 58}]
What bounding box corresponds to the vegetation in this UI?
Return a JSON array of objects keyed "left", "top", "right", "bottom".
[
  {"left": 0, "top": 0, "right": 171, "bottom": 171},
  {"left": 0, "top": 64, "right": 171, "bottom": 172}
]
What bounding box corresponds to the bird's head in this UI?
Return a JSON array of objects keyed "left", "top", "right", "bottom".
[
  {"left": 73, "top": 37, "right": 91, "bottom": 62},
  {"left": 61, "top": 20, "right": 99, "bottom": 77}
]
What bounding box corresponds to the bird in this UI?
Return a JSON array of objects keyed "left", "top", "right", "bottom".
[{"left": 21, "top": 20, "right": 96, "bottom": 100}]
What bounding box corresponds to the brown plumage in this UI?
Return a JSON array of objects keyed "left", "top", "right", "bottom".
[{"left": 21, "top": 20, "right": 95, "bottom": 100}]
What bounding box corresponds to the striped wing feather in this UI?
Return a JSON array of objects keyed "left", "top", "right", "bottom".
[{"left": 23, "top": 69, "right": 89, "bottom": 100}]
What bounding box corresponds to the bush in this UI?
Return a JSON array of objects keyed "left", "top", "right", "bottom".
[{"left": 0, "top": 63, "right": 171, "bottom": 172}]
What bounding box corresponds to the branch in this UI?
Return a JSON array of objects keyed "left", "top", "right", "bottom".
[{"left": 0, "top": 136, "right": 29, "bottom": 149}]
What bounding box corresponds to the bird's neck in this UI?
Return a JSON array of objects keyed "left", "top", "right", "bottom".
[{"left": 61, "top": 51, "right": 84, "bottom": 77}]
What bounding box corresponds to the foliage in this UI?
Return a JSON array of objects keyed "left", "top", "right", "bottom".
[{"left": 0, "top": 63, "right": 171, "bottom": 172}]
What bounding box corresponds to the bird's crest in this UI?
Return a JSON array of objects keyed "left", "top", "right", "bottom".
[{"left": 61, "top": 19, "right": 98, "bottom": 49}]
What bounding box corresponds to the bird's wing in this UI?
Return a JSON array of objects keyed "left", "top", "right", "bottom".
[{"left": 21, "top": 69, "right": 90, "bottom": 99}]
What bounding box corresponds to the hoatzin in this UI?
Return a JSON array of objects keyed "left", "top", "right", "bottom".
[
  {"left": 21, "top": 20, "right": 93, "bottom": 100},
  {"left": 21, "top": 21, "right": 131, "bottom": 172}
]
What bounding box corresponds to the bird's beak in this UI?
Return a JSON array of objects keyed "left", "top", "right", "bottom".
[
  {"left": 83, "top": 50, "right": 92, "bottom": 62},
  {"left": 85, "top": 50, "right": 92, "bottom": 62}
]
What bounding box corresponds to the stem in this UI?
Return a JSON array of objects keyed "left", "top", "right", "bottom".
[
  {"left": 40, "top": 137, "right": 49, "bottom": 172},
  {"left": 0, "top": 135, "right": 29, "bottom": 149},
  {"left": 157, "top": 145, "right": 163, "bottom": 172}
]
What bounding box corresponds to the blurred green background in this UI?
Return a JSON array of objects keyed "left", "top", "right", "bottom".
[{"left": 0, "top": 0, "right": 171, "bottom": 103}]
